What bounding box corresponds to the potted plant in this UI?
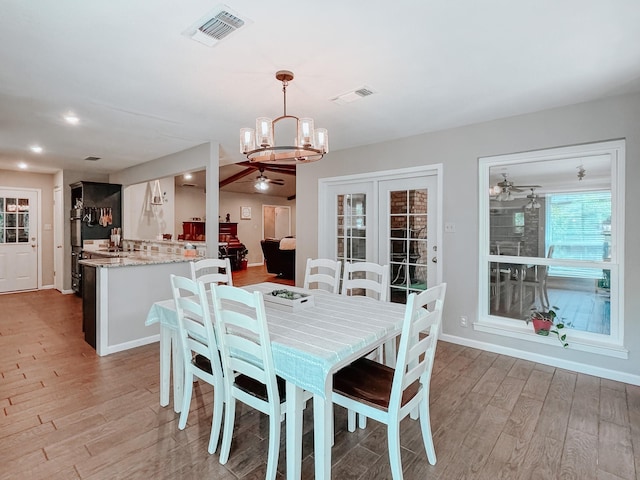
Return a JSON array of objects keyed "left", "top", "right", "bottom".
[
  {"left": 239, "top": 247, "right": 249, "bottom": 270},
  {"left": 526, "top": 306, "right": 569, "bottom": 348}
]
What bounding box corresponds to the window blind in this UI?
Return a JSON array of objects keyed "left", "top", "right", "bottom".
[{"left": 546, "top": 191, "right": 611, "bottom": 278}]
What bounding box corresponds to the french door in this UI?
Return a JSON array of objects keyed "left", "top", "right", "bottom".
[
  {"left": 378, "top": 176, "right": 438, "bottom": 303},
  {"left": 319, "top": 167, "right": 440, "bottom": 304},
  {"left": 0, "top": 188, "right": 39, "bottom": 293}
]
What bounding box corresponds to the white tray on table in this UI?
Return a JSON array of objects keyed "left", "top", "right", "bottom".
[{"left": 263, "top": 288, "right": 315, "bottom": 312}]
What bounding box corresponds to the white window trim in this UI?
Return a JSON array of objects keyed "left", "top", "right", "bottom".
[{"left": 476, "top": 140, "right": 626, "bottom": 358}]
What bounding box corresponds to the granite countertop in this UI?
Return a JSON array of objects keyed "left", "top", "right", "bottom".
[{"left": 79, "top": 251, "right": 197, "bottom": 268}]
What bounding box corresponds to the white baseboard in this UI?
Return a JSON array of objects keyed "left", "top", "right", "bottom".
[
  {"left": 40, "top": 284, "right": 55, "bottom": 290},
  {"left": 98, "top": 334, "right": 160, "bottom": 357},
  {"left": 439, "top": 333, "right": 640, "bottom": 386}
]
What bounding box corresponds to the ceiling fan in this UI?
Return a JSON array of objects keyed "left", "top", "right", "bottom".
[
  {"left": 492, "top": 173, "right": 541, "bottom": 201},
  {"left": 246, "top": 167, "right": 285, "bottom": 191},
  {"left": 524, "top": 188, "right": 541, "bottom": 210}
]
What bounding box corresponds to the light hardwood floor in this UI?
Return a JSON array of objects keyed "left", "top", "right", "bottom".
[{"left": 1, "top": 266, "right": 638, "bottom": 479}]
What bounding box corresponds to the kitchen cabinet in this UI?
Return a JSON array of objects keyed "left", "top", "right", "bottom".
[{"left": 82, "top": 265, "right": 97, "bottom": 348}]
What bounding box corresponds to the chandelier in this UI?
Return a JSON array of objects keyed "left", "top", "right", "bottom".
[{"left": 240, "top": 70, "right": 328, "bottom": 164}]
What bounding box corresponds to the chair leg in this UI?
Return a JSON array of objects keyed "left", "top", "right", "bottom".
[
  {"left": 347, "top": 409, "right": 356, "bottom": 432},
  {"left": 419, "top": 399, "right": 436, "bottom": 465},
  {"left": 219, "top": 395, "right": 236, "bottom": 465},
  {"left": 387, "top": 421, "right": 404, "bottom": 480},
  {"left": 178, "top": 372, "right": 193, "bottom": 429},
  {"left": 541, "top": 279, "right": 550, "bottom": 309},
  {"left": 384, "top": 339, "right": 397, "bottom": 367},
  {"left": 208, "top": 385, "right": 224, "bottom": 454},
  {"left": 265, "top": 412, "right": 281, "bottom": 480},
  {"left": 358, "top": 413, "right": 367, "bottom": 429}
]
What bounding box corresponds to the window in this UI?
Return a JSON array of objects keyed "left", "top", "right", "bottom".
[
  {"left": 546, "top": 191, "right": 611, "bottom": 278},
  {"left": 477, "top": 140, "right": 626, "bottom": 358}
]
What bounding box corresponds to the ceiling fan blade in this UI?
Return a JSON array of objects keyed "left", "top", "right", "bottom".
[
  {"left": 510, "top": 187, "right": 524, "bottom": 192},
  {"left": 271, "top": 180, "right": 285, "bottom": 186}
]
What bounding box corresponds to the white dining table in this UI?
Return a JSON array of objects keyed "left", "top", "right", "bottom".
[{"left": 145, "top": 282, "right": 407, "bottom": 479}]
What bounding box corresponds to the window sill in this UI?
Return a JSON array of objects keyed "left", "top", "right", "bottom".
[{"left": 474, "top": 317, "right": 628, "bottom": 359}]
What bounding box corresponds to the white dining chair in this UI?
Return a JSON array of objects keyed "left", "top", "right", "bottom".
[
  {"left": 303, "top": 258, "right": 342, "bottom": 294},
  {"left": 341, "top": 261, "right": 390, "bottom": 301},
  {"left": 208, "top": 284, "right": 285, "bottom": 480},
  {"left": 190, "top": 257, "right": 233, "bottom": 287},
  {"left": 332, "top": 283, "right": 447, "bottom": 480},
  {"left": 169, "top": 274, "right": 224, "bottom": 454},
  {"left": 342, "top": 261, "right": 392, "bottom": 367}
]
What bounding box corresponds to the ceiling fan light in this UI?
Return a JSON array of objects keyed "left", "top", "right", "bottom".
[
  {"left": 240, "top": 128, "right": 255, "bottom": 153},
  {"left": 255, "top": 179, "right": 269, "bottom": 191}
]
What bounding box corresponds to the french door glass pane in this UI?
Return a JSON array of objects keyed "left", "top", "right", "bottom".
[
  {"left": 337, "top": 193, "right": 367, "bottom": 264},
  {"left": 389, "top": 188, "right": 429, "bottom": 304}
]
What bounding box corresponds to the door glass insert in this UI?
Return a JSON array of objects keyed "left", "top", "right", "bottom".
[
  {"left": 1, "top": 196, "right": 29, "bottom": 243},
  {"left": 389, "top": 189, "right": 429, "bottom": 303},
  {"left": 337, "top": 193, "right": 367, "bottom": 263}
]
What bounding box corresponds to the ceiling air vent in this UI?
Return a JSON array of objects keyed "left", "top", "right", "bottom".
[
  {"left": 84, "top": 156, "right": 101, "bottom": 161},
  {"left": 331, "top": 86, "right": 376, "bottom": 105},
  {"left": 184, "top": 6, "right": 250, "bottom": 47},
  {"left": 354, "top": 88, "right": 374, "bottom": 97}
]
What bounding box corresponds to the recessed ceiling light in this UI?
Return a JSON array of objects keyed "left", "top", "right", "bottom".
[
  {"left": 64, "top": 113, "right": 80, "bottom": 125},
  {"left": 30, "top": 145, "right": 43, "bottom": 154},
  {"left": 184, "top": 173, "right": 193, "bottom": 180},
  {"left": 18, "top": 162, "right": 28, "bottom": 169}
]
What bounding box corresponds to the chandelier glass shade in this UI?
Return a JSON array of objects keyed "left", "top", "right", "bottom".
[{"left": 240, "top": 70, "right": 328, "bottom": 164}]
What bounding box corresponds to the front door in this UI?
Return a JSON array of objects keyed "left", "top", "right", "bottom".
[{"left": 0, "top": 189, "right": 39, "bottom": 293}]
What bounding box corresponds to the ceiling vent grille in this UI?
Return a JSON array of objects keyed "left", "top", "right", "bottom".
[
  {"left": 355, "top": 87, "right": 374, "bottom": 97},
  {"left": 84, "top": 156, "right": 101, "bottom": 161},
  {"left": 185, "top": 6, "right": 249, "bottom": 47},
  {"left": 331, "top": 86, "right": 376, "bottom": 105}
]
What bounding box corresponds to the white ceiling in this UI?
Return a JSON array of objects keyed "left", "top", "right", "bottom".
[{"left": 1, "top": 0, "right": 639, "bottom": 186}]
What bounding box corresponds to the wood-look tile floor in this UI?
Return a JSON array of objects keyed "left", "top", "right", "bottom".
[{"left": 1, "top": 268, "right": 639, "bottom": 479}]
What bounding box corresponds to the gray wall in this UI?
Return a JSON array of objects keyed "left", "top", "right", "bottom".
[{"left": 296, "top": 91, "right": 640, "bottom": 382}]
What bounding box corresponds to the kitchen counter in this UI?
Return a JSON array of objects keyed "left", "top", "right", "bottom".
[
  {"left": 79, "top": 251, "right": 196, "bottom": 268},
  {"left": 80, "top": 250, "right": 192, "bottom": 356}
]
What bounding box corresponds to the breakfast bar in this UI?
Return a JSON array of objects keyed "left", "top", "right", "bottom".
[{"left": 79, "top": 251, "right": 192, "bottom": 356}]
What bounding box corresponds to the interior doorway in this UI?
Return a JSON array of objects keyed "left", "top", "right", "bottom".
[{"left": 262, "top": 205, "right": 291, "bottom": 239}]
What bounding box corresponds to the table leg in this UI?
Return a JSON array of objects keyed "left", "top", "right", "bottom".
[
  {"left": 313, "top": 384, "right": 333, "bottom": 480},
  {"left": 171, "top": 331, "right": 183, "bottom": 413},
  {"left": 285, "top": 381, "right": 304, "bottom": 480},
  {"left": 159, "top": 326, "right": 171, "bottom": 407}
]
